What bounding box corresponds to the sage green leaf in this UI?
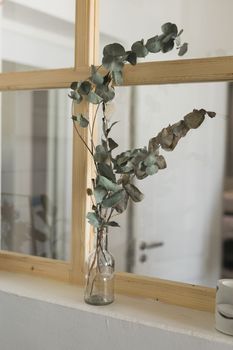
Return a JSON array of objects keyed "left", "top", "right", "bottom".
[
  {"left": 70, "top": 81, "right": 78, "bottom": 90},
  {"left": 161, "top": 39, "right": 174, "bottom": 53},
  {"left": 102, "top": 189, "right": 125, "bottom": 208},
  {"left": 87, "top": 91, "right": 103, "bottom": 104},
  {"left": 103, "top": 43, "right": 125, "bottom": 57},
  {"left": 145, "top": 36, "right": 161, "bottom": 53},
  {"left": 95, "top": 85, "right": 115, "bottom": 103},
  {"left": 112, "top": 70, "right": 123, "bottom": 85},
  {"left": 102, "top": 55, "right": 124, "bottom": 72},
  {"left": 126, "top": 51, "right": 137, "bottom": 65},
  {"left": 92, "top": 72, "right": 104, "bottom": 85},
  {"left": 184, "top": 109, "right": 205, "bottom": 129},
  {"left": 144, "top": 154, "right": 156, "bottom": 167},
  {"left": 145, "top": 164, "right": 159, "bottom": 176},
  {"left": 161, "top": 22, "right": 178, "bottom": 36},
  {"left": 94, "top": 186, "right": 107, "bottom": 204},
  {"left": 108, "top": 138, "right": 118, "bottom": 151},
  {"left": 131, "top": 40, "right": 149, "bottom": 58},
  {"left": 94, "top": 145, "right": 108, "bottom": 163},
  {"left": 76, "top": 113, "right": 89, "bottom": 128},
  {"left": 114, "top": 191, "right": 129, "bottom": 213},
  {"left": 107, "top": 221, "right": 120, "bottom": 227},
  {"left": 69, "top": 91, "right": 83, "bottom": 103},
  {"left": 98, "top": 163, "right": 116, "bottom": 182},
  {"left": 178, "top": 42, "right": 188, "bottom": 56},
  {"left": 79, "top": 81, "right": 92, "bottom": 95},
  {"left": 98, "top": 175, "right": 120, "bottom": 192},
  {"left": 124, "top": 184, "right": 144, "bottom": 202},
  {"left": 106, "top": 121, "right": 119, "bottom": 135},
  {"left": 86, "top": 212, "right": 101, "bottom": 227}
]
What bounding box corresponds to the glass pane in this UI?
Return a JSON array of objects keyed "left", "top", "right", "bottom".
[
  {"left": 105, "top": 82, "right": 229, "bottom": 287},
  {"left": 1, "top": 88, "right": 73, "bottom": 260},
  {"left": 0, "top": 0, "right": 75, "bottom": 72},
  {"left": 100, "top": 0, "right": 233, "bottom": 63}
]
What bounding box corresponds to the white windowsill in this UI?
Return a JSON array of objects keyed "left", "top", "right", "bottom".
[{"left": 0, "top": 271, "right": 233, "bottom": 349}]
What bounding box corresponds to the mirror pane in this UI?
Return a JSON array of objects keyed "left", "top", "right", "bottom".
[
  {"left": 1, "top": 87, "right": 72, "bottom": 260},
  {"left": 106, "top": 82, "right": 230, "bottom": 287},
  {"left": 0, "top": 0, "right": 75, "bottom": 72},
  {"left": 100, "top": 0, "right": 233, "bottom": 63}
]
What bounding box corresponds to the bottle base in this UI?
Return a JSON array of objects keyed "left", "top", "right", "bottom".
[{"left": 84, "top": 294, "right": 114, "bottom": 306}]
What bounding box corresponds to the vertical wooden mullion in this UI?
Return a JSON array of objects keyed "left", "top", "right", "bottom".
[{"left": 70, "top": 0, "right": 99, "bottom": 283}]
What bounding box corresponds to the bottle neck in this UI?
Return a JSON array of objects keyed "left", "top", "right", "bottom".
[{"left": 97, "top": 228, "right": 108, "bottom": 250}]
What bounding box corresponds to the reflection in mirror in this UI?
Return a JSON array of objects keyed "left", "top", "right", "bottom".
[
  {"left": 0, "top": 0, "right": 75, "bottom": 72},
  {"left": 1, "top": 80, "right": 72, "bottom": 260},
  {"left": 106, "top": 81, "right": 230, "bottom": 288},
  {"left": 100, "top": 0, "right": 233, "bottom": 63}
]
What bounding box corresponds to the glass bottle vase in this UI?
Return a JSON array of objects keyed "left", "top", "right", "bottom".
[{"left": 84, "top": 228, "right": 115, "bottom": 305}]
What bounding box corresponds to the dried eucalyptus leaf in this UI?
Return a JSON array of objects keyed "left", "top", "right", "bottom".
[
  {"left": 145, "top": 164, "right": 159, "bottom": 176},
  {"left": 108, "top": 138, "right": 118, "bottom": 151},
  {"left": 178, "top": 42, "right": 188, "bottom": 56},
  {"left": 125, "top": 183, "right": 144, "bottom": 202},
  {"left": 156, "top": 155, "right": 167, "bottom": 169},
  {"left": 145, "top": 36, "right": 161, "bottom": 53},
  {"left": 102, "top": 189, "right": 125, "bottom": 208},
  {"left": 87, "top": 91, "right": 103, "bottom": 104},
  {"left": 95, "top": 85, "right": 115, "bottom": 103},
  {"left": 106, "top": 121, "right": 119, "bottom": 135},
  {"left": 94, "top": 186, "right": 107, "bottom": 204},
  {"left": 98, "top": 163, "right": 116, "bottom": 182},
  {"left": 161, "top": 39, "right": 174, "bottom": 53},
  {"left": 98, "top": 175, "right": 120, "bottom": 192},
  {"left": 86, "top": 212, "right": 101, "bottom": 228},
  {"left": 79, "top": 81, "right": 91, "bottom": 95},
  {"left": 76, "top": 113, "right": 89, "bottom": 128},
  {"left": 68, "top": 91, "right": 83, "bottom": 103},
  {"left": 161, "top": 22, "right": 178, "bottom": 36},
  {"left": 184, "top": 110, "right": 205, "bottom": 129},
  {"left": 94, "top": 145, "right": 108, "bottom": 163},
  {"left": 207, "top": 111, "right": 216, "bottom": 118},
  {"left": 172, "top": 120, "right": 189, "bottom": 138},
  {"left": 103, "top": 43, "right": 125, "bottom": 57},
  {"left": 114, "top": 191, "right": 129, "bottom": 213},
  {"left": 159, "top": 126, "right": 174, "bottom": 148},
  {"left": 131, "top": 40, "right": 149, "bottom": 58},
  {"left": 70, "top": 81, "right": 78, "bottom": 90},
  {"left": 102, "top": 55, "right": 124, "bottom": 72},
  {"left": 144, "top": 154, "right": 156, "bottom": 167},
  {"left": 126, "top": 51, "right": 137, "bottom": 65},
  {"left": 107, "top": 221, "right": 120, "bottom": 227},
  {"left": 112, "top": 70, "right": 123, "bottom": 85}
]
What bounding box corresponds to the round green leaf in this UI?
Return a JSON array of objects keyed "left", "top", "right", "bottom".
[
  {"left": 103, "top": 43, "right": 125, "bottom": 57},
  {"left": 79, "top": 81, "right": 91, "bottom": 95},
  {"left": 131, "top": 41, "right": 149, "bottom": 58}
]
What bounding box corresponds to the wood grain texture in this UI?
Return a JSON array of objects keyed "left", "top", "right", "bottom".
[
  {"left": 115, "top": 273, "right": 216, "bottom": 312},
  {"left": 70, "top": 0, "right": 99, "bottom": 284},
  {"left": 0, "top": 251, "right": 70, "bottom": 281},
  {"left": 121, "top": 56, "right": 233, "bottom": 85},
  {"left": 0, "top": 68, "right": 89, "bottom": 91}
]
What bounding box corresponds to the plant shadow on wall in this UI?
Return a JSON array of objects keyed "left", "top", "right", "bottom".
[{"left": 69, "top": 23, "right": 216, "bottom": 305}]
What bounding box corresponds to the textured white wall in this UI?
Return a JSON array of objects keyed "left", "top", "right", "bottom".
[{"left": 0, "top": 272, "right": 232, "bottom": 350}]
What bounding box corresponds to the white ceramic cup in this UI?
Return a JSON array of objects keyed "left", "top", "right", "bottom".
[{"left": 215, "top": 279, "right": 233, "bottom": 336}]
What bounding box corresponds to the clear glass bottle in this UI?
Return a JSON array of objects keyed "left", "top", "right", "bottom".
[{"left": 84, "top": 228, "right": 115, "bottom": 305}]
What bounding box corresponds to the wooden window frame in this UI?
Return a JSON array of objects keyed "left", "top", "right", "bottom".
[{"left": 1, "top": 0, "right": 233, "bottom": 312}]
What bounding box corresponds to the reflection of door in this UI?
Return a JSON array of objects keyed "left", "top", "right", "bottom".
[{"left": 130, "top": 83, "right": 227, "bottom": 287}]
